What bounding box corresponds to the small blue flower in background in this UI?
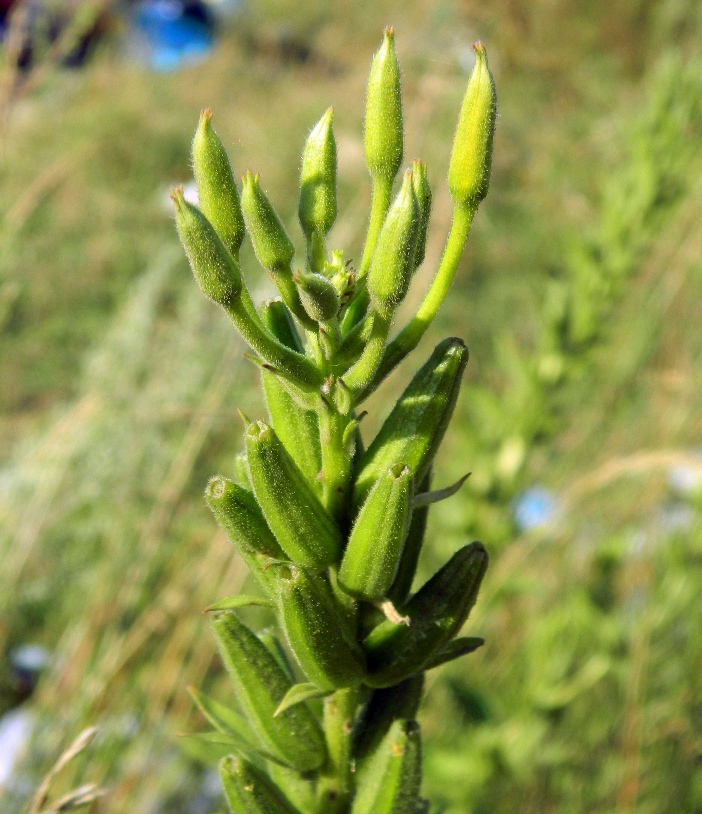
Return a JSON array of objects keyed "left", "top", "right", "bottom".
[
  {"left": 513, "top": 486, "right": 557, "bottom": 532},
  {"left": 130, "top": 1, "right": 215, "bottom": 73}
]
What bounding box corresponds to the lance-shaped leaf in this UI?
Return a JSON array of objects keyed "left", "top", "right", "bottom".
[
  {"left": 211, "top": 613, "right": 326, "bottom": 773},
  {"left": 245, "top": 420, "right": 343, "bottom": 570},
  {"left": 351, "top": 719, "right": 422, "bottom": 814}
]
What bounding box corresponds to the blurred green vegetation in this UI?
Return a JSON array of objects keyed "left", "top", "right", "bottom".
[{"left": 1, "top": 0, "right": 702, "bottom": 812}]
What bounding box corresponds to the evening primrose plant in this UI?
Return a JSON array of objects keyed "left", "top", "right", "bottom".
[{"left": 172, "top": 28, "right": 496, "bottom": 814}]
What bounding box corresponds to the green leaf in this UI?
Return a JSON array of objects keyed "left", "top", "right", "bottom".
[
  {"left": 204, "top": 594, "right": 275, "bottom": 613},
  {"left": 423, "top": 636, "right": 485, "bottom": 670},
  {"left": 274, "top": 682, "right": 333, "bottom": 717},
  {"left": 187, "top": 686, "right": 256, "bottom": 742}
]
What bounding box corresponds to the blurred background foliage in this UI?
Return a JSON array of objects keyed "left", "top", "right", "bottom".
[{"left": 1, "top": 0, "right": 702, "bottom": 812}]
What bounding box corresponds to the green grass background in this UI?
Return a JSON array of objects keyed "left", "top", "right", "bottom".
[{"left": 1, "top": 0, "right": 702, "bottom": 811}]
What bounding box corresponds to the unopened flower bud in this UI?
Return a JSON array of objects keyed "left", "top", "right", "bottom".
[
  {"left": 191, "top": 109, "right": 245, "bottom": 257},
  {"left": 367, "top": 169, "right": 419, "bottom": 318},
  {"left": 241, "top": 171, "right": 295, "bottom": 274},
  {"left": 171, "top": 187, "right": 242, "bottom": 306},
  {"left": 294, "top": 269, "right": 340, "bottom": 322},
  {"left": 448, "top": 42, "right": 497, "bottom": 207},
  {"left": 411, "top": 159, "right": 432, "bottom": 270},
  {"left": 365, "top": 27, "right": 403, "bottom": 183},
  {"left": 298, "top": 107, "right": 337, "bottom": 239}
]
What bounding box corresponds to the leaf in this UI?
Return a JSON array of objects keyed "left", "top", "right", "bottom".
[
  {"left": 274, "top": 682, "right": 333, "bottom": 717},
  {"left": 177, "top": 730, "right": 293, "bottom": 769},
  {"left": 187, "top": 686, "right": 256, "bottom": 742},
  {"left": 204, "top": 594, "right": 275, "bottom": 613},
  {"left": 413, "top": 472, "right": 470, "bottom": 508},
  {"left": 423, "top": 636, "right": 484, "bottom": 670}
]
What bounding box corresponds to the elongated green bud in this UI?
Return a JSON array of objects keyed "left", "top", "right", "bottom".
[
  {"left": 448, "top": 42, "right": 497, "bottom": 207},
  {"left": 354, "top": 674, "right": 425, "bottom": 765},
  {"left": 351, "top": 719, "right": 422, "bottom": 814},
  {"left": 367, "top": 169, "right": 419, "bottom": 319},
  {"left": 295, "top": 269, "right": 340, "bottom": 322},
  {"left": 354, "top": 337, "right": 468, "bottom": 507},
  {"left": 277, "top": 566, "right": 366, "bottom": 691},
  {"left": 365, "top": 27, "right": 404, "bottom": 182},
  {"left": 192, "top": 109, "right": 245, "bottom": 257},
  {"left": 259, "top": 301, "right": 322, "bottom": 490},
  {"left": 363, "top": 542, "right": 488, "bottom": 688},
  {"left": 172, "top": 188, "right": 242, "bottom": 306},
  {"left": 241, "top": 171, "right": 295, "bottom": 273},
  {"left": 245, "top": 420, "right": 343, "bottom": 569},
  {"left": 411, "top": 160, "right": 431, "bottom": 270},
  {"left": 204, "top": 476, "right": 285, "bottom": 595},
  {"left": 220, "top": 755, "right": 305, "bottom": 814},
  {"left": 205, "top": 476, "right": 285, "bottom": 560},
  {"left": 387, "top": 470, "right": 431, "bottom": 604},
  {"left": 211, "top": 614, "right": 327, "bottom": 773},
  {"left": 299, "top": 107, "right": 337, "bottom": 238},
  {"left": 339, "top": 463, "right": 413, "bottom": 600}
]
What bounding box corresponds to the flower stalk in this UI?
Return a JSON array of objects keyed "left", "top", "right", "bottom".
[{"left": 173, "top": 28, "right": 497, "bottom": 814}]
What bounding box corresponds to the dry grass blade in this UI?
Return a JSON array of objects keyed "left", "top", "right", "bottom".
[
  {"left": 25, "top": 728, "right": 99, "bottom": 814},
  {"left": 39, "top": 783, "right": 106, "bottom": 813}
]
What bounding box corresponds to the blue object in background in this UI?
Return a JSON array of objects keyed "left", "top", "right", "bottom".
[
  {"left": 513, "top": 487, "right": 557, "bottom": 532},
  {"left": 131, "top": 1, "right": 215, "bottom": 72}
]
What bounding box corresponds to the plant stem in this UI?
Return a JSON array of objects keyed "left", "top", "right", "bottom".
[
  {"left": 318, "top": 687, "right": 359, "bottom": 814},
  {"left": 343, "top": 312, "right": 391, "bottom": 397},
  {"left": 341, "top": 177, "right": 392, "bottom": 333},
  {"left": 360, "top": 201, "right": 476, "bottom": 400},
  {"left": 318, "top": 402, "right": 351, "bottom": 520}
]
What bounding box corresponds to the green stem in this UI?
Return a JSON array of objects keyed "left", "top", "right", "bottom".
[
  {"left": 341, "top": 177, "right": 392, "bottom": 333},
  {"left": 359, "top": 202, "right": 476, "bottom": 401},
  {"left": 342, "top": 312, "right": 391, "bottom": 397},
  {"left": 224, "top": 296, "right": 323, "bottom": 387},
  {"left": 318, "top": 403, "right": 351, "bottom": 520},
  {"left": 307, "top": 230, "right": 326, "bottom": 274},
  {"left": 318, "top": 687, "right": 359, "bottom": 814}
]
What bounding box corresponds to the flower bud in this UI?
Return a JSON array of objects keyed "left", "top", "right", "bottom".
[
  {"left": 220, "top": 755, "right": 306, "bottom": 814},
  {"left": 205, "top": 476, "right": 285, "bottom": 560},
  {"left": 351, "top": 719, "right": 422, "bottom": 814},
  {"left": 295, "top": 269, "right": 340, "bottom": 322},
  {"left": 448, "top": 42, "right": 497, "bottom": 207},
  {"left": 298, "top": 107, "right": 337, "bottom": 238},
  {"left": 191, "top": 109, "right": 245, "bottom": 257},
  {"left": 363, "top": 542, "right": 488, "bottom": 688},
  {"left": 367, "top": 169, "right": 419, "bottom": 319},
  {"left": 365, "top": 27, "right": 403, "bottom": 182},
  {"left": 354, "top": 674, "right": 425, "bottom": 766},
  {"left": 171, "top": 187, "right": 242, "bottom": 306},
  {"left": 411, "top": 159, "right": 432, "bottom": 270},
  {"left": 353, "top": 337, "right": 468, "bottom": 508},
  {"left": 277, "top": 565, "right": 367, "bottom": 691},
  {"left": 211, "top": 614, "right": 327, "bottom": 773},
  {"left": 245, "top": 420, "right": 343, "bottom": 570},
  {"left": 339, "top": 463, "right": 414, "bottom": 601},
  {"left": 241, "top": 171, "right": 295, "bottom": 274}
]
